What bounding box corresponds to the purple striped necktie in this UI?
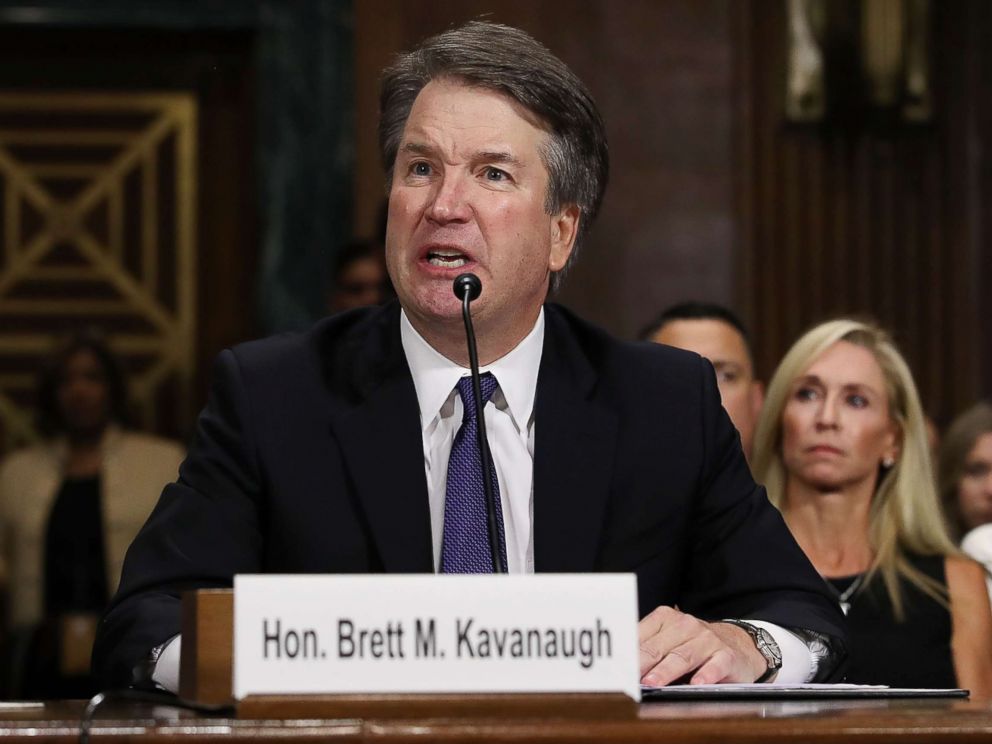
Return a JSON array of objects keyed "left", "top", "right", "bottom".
[{"left": 440, "top": 373, "right": 507, "bottom": 573}]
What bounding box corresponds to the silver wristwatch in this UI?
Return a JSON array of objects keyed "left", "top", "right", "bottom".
[{"left": 721, "top": 619, "right": 782, "bottom": 683}]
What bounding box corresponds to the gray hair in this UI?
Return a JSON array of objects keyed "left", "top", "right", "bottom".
[{"left": 379, "top": 21, "right": 609, "bottom": 291}]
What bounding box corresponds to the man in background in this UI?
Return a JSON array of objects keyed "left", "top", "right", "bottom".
[
  {"left": 325, "top": 239, "right": 393, "bottom": 313},
  {"left": 643, "top": 302, "right": 764, "bottom": 459}
]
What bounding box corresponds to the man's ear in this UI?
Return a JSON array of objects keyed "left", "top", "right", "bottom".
[
  {"left": 750, "top": 380, "right": 765, "bottom": 420},
  {"left": 549, "top": 204, "right": 581, "bottom": 272}
]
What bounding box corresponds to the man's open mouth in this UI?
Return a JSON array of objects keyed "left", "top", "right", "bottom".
[{"left": 426, "top": 249, "right": 469, "bottom": 268}]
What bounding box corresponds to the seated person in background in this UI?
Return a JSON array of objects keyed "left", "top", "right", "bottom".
[
  {"left": 641, "top": 302, "right": 764, "bottom": 459},
  {"left": 0, "top": 331, "right": 184, "bottom": 698},
  {"left": 325, "top": 239, "right": 393, "bottom": 314},
  {"left": 751, "top": 319, "right": 992, "bottom": 697},
  {"left": 938, "top": 402, "right": 992, "bottom": 596},
  {"left": 95, "top": 21, "right": 846, "bottom": 693}
]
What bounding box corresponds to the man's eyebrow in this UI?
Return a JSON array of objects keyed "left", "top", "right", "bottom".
[
  {"left": 398, "top": 142, "right": 524, "bottom": 168},
  {"left": 400, "top": 142, "right": 437, "bottom": 157},
  {"left": 474, "top": 150, "right": 524, "bottom": 168},
  {"left": 712, "top": 360, "right": 742, "bottom": 370}
]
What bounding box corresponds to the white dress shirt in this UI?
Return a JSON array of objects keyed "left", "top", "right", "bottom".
[{"left": 400, "top": 308, "right": 542, "bottom": 573}]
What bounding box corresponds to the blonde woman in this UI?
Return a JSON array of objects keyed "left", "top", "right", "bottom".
[{"left": 752, "top": 319, "right": 992, "bottom": 697}]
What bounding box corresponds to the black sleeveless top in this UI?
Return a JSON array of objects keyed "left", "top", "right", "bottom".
[{"left": 828, "top": 553, "right": 956, "bottom": 688}]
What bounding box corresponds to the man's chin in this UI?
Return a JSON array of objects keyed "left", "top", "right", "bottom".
[{"left": 402, "top": 295, "right": 468, "bottom": 327}]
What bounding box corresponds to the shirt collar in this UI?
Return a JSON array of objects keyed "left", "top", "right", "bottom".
[{"left": 400, "top": 308, "right": 545, "bottom": 433}]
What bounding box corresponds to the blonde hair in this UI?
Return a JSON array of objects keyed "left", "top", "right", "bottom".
[
  {"left": 938, "top": 402, "right": 992, "bottom": 539},
  {"left": 751, "top": 319, "right": 958, "bottom": 617}
]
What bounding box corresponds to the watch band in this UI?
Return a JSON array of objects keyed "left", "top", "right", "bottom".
[{"left": 721, "top": 619, "right": 783, "bottom": 683}]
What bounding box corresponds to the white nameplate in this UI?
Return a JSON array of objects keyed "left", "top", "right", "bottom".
[{"left": 233, "top": 574, "right": 639, "bottom": 701}]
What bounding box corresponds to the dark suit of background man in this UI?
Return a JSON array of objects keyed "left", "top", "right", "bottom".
[{"left": 93, "top": 22, "right": 846, "bottom": 691}]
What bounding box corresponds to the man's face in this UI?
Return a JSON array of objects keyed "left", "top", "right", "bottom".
[
  {"left": 385, "top": 79, "right": 578, "bottom": 349},
  {"left": 652, "top": 318, "right": 764, "bottom": 457}
]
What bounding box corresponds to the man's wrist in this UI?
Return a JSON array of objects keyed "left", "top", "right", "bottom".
[{"left": 718, "top": 619, "right": 782, "bottom": 683}]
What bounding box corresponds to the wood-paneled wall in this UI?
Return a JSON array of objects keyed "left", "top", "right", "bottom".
[{"left": 737, "top": 0, "right": 990, "bottom": 423}]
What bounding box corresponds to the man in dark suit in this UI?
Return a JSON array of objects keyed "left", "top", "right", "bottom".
[{"left": 94, "top": 21, "right": 846, "bottom": 691}]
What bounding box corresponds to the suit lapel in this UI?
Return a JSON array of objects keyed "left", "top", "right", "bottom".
[
  {"left": 533, "top": 307, "right": 617, "bottom": 572},
  {"left": 328, "top": 305, "right": 433, "bottom": 573}
]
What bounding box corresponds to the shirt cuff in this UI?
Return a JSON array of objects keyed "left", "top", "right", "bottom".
[
  {"left": 748, "top": 620, "right": 812, "bottom": 684},
  {"left": 150, "top": 634, "right": 182, "bottom": 693}
]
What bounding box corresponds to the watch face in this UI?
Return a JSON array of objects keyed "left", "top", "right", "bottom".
[{"left": 755, "top": 628, "right": 783, "bottom": 667}]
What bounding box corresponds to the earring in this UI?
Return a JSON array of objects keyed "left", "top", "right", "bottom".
[{"left": 882, "top": 456, "right": 895, "bottom": 468}]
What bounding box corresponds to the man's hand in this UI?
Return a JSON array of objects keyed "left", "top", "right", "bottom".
[{"left": 638, "top": 606, "right": 771, "bottom": 686}]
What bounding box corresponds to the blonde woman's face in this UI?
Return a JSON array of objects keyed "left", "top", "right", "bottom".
[
  {"left": 780, "top": 341, "right": 900, "bottom": 493},
  {"left": 957, "top": 432, "right": 992, "bottom": 532}
]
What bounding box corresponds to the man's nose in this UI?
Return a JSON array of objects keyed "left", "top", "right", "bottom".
[{"left": 426, "top": 172, "right": 471, "bottom": 224}]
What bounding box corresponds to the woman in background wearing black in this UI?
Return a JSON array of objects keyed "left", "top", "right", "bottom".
[{"left": 752, "top": 319, "right": 992, "bottom": 698}]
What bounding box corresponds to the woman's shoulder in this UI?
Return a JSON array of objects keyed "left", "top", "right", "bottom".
[{"left": 944, "top": 554, "right": 989, "bottom": 603}]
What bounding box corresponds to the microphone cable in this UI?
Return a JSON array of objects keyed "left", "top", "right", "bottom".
[{"left": 79, "top": 688, "right": 234, "bottom": 744}]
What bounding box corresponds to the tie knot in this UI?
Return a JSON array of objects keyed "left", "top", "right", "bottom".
[{"left": 456, "top": 372, "right": 498, "bottom": 420}]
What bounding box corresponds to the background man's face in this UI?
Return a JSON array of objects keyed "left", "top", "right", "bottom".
[
  {"left": 384, "top": 79, "right": 577, "bottom": 344},
  {"left": 652, "top": 318, "right": 764, "bottom": 457}
]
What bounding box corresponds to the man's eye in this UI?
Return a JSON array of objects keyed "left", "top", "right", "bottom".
[
  {"left": 717, "top": 371, "right": 739, "bottom": 384},
  {"left": 484, "top": 167, "right": 508, "bottom": 181},
  {"left": 410, "top": 162, "right": 432, "bottom": 176}
]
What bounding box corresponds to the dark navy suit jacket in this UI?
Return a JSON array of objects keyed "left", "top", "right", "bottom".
[{"left": 93, "top": 302, "right": 846, "bottom": 686}]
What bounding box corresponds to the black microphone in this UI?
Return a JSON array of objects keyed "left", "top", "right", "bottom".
[{"left": 452, "top": 272, "right": 506, "bottom": 574}]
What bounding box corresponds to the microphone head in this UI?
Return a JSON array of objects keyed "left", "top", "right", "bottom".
[{"left": 452, "top": 273, "right": 482, "bottom": 302}]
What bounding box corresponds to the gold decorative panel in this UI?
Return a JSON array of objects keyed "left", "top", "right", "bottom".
[{"left": 0, "top": 92, "right": 197, "bottom": 450}]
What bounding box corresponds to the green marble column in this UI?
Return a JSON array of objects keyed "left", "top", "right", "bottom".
[{"left": 255, "top": 0, "right": 354, "bottom": 332}]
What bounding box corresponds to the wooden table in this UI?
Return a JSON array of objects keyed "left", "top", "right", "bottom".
[{"left": 1, "top": 697, "right": 991, "bottom": 742}]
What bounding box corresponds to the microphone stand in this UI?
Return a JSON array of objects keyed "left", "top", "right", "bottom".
[{"left": 453, "top": 273, "right": 506, "bottom": 574}]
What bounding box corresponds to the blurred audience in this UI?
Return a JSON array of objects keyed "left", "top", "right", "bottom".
[
  {"left": 641, "top": 302, "right": 764, "bottom": 458},
  {"left": 0, "top": 331, "right": 184, "bottom": 698},
  {"left": 326, "top": 239, "right": 393, "bottom": 314},
  {"left": 752, "top": 319, "right": 992, "bottom": 696},
  {"left": 939, "top": 402, "right": 992, "bottom": 598},
  {"left": 939, "top": 402, "right": 992, "bottom": 539}
]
